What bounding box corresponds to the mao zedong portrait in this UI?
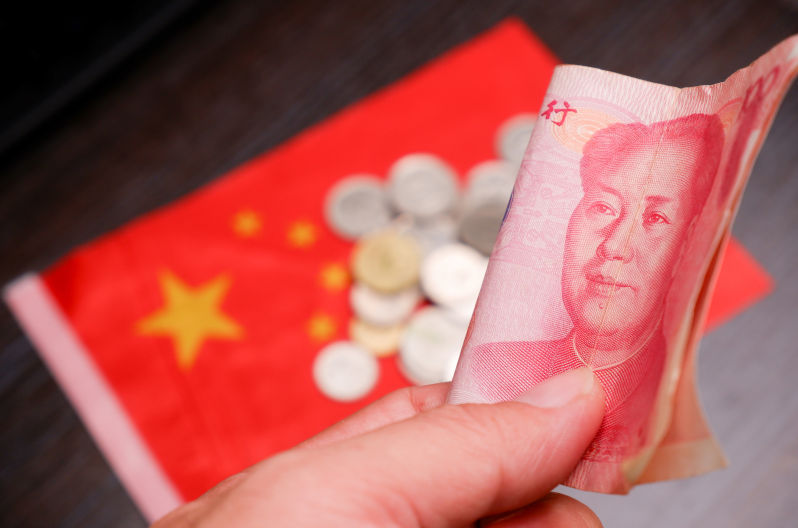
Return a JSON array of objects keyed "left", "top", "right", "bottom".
[{"left": 464, "top": 113, "right": 724, "bottom": 461}]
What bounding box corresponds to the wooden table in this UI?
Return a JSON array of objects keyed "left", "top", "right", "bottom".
[{"left": 1, "top": 1, "right": 796, "bottom": 526}]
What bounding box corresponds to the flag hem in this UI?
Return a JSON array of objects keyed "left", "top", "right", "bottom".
[{"left": 3, "top": 273, "right": 183, "bottom": 522}]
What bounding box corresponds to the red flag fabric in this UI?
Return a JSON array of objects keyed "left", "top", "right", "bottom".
[
  {"left": 703, "top": 237, "right": 773, "bottom": 331},
  {"left": 3, "top": 19, "right": 772, "bottom": 521}
]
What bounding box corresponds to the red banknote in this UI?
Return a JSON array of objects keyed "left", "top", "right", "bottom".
[{"left": 449, "top": 35, "right": 798, "bottom": 493}]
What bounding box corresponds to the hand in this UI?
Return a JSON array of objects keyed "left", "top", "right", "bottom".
[{"left": 153, "top": 367, "right": 605, "bottom": 527}]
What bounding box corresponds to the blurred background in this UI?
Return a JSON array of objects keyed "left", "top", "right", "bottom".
[{"left": 2, "top": 1, "right": 798, "bottom": 526}]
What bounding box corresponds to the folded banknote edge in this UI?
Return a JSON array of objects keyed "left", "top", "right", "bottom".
[{"left": 554, "top": 34, "right": 798, "bottom": 97}]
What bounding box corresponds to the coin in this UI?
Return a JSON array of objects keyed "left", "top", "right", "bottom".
[
  {"left": 458, "top": 199, "right": 508, "bottom": 255},
  {"left": 313, "top": 341, "right": 379, "bottom": 402},
  {"left": 407, "top": 213, "right": 459, "bottom": 255},
  {"left": 420, "top": 243, "right": 488, "bottom": 308},
  {"left": 444, "top": 293, "right": 480, "bottom": 324},
  {"left": 463, "top": 159, "right": 516, "bottom": 211},
  {"left": 325, "top": 175, "right": 393, "bottom": 240},
  {"left": 443, "top": 347, "right": 461, "bottom": 381},
  {"left": 350, "top": 282, "right": 420, "bottom": 327},
  {"left": 495, "top": 113, "right": 537, "bottom": 165},
  {"left": 399, "top": 307, "right": 468, "bottom": 385},
  {"left": 387, "top": 153, "right": 459, "bottom": 218},
  {"left": 352, "top": 230, "right": 422, "bottom": 293},
  {"left": 350, "top": 318, "right": 404, "bottom": 357}
]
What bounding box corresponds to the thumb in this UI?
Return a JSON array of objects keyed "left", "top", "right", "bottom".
[{"left": 305, "top": 367, "right": 605, "bottom": 526}]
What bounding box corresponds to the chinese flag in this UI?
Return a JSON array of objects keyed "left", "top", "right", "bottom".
[{"left": 3, "top": 19, "right": 772, "bottom": 522}]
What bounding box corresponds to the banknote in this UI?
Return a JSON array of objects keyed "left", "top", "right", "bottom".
[{"left": 448, "top": 35, "right": 798, "bottom": 493}]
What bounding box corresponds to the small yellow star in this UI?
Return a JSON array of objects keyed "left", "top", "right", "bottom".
[
  {"left": 232, "top": 210, "right": 262, "bottom": 238},
  {"left": 287, "top": 220, "right": 318, "bottom": 248},
  {"left": 137, "top": 271, "right": 243, "bottom": 370},
  {"left": 307, "top": 313, "right": 336, "bottom": 342},
  {"left": 319, "top": 262, "right": 350, "bottom": 292}
]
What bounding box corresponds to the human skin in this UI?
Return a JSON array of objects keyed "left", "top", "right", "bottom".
[
  {"left": 152, "top": 368, "right": 605, "bottom": 527},
  {"left": 562, "top": 139, "right": 702, "bottom": 365}
]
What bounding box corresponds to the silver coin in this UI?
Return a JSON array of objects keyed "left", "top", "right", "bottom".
[
  {"left": 495, "top": 114, "right": 537, "bottom": 165},
  {"left": 458, "top": 200, "right": 508, "bottom": 255},
  {"left": 325, "top": 176, "right": 393, "bottom": 240},
  {"left": 399, "top": 307, "right": 468, "bottom": 385},
  {"left": 443, "top": 347, "right": 461, "bottom": 381},
  {"left": 349, "top": 282, "right": 421, "bottom": 327},
  {"left": 407, "top": 214, "right": 459, "bottom": 255},
  {"left": 421, "top": 243, "right": 488, "bottom": 308},
  {"left": 312, "top": 341, "right": 379, "bottom": 402},
  {"left": 387, "top": 154, "right": 459, "bottom": 218},
  {"left": 463, "top": 159, "right": 517, "bottom": 211},
  {"left": 444, "top": 292, "right": 480, "bottom": 324}
]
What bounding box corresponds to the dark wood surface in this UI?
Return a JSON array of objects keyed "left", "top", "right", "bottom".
[{"left": 2, "top": 1, "right": 797, "bottom": 526}]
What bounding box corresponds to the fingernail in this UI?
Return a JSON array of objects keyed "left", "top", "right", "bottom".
[{"left": 513, "top": 367, "right": 596, "bottom": 408}]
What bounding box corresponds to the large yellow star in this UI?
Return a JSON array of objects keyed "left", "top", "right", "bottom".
[
  {"left": 287, "top": 220, "right": 318, "bottom": 248},
  {"left": 232, "top": 209, "right": 262, "bottom": 238},
  {"left": 137, "top": 271, "right": 243, "bottom": 370},
  {"left": 319, "top": 262, "right": 349, "bottom": 291}
]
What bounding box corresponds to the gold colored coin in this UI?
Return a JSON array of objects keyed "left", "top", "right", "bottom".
[
  {"left": 351, "top": 230, "right": 421, "bottom": 293},
  {"left": 349, "top": 318, "right": 404, "bottom": 358}
]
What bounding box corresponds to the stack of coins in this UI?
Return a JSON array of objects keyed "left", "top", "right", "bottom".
[{"left": 313, "top": 113, "right": 535, "bottom": 401}]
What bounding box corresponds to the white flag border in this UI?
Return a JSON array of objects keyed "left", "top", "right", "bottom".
[{"left": 3, "top": 273, "right": 182, "bottom": 523}]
